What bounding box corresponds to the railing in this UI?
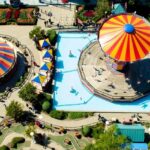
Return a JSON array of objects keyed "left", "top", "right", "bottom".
[
  {"left": 78, "top": 41, "right": 145, "bottom": 102},
  {"left": 36, "top": 118, "right": 98, "bottom": 130},
  {"left": 40, "top": 0, "right": 72, "bottom": 10},
  {"left": 0, "top": 34, "right": 34, "bottom": 101}
]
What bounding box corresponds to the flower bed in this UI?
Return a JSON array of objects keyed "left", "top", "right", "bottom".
[{"left": 0, "top": 7, "right": 37, "bottom": 25}]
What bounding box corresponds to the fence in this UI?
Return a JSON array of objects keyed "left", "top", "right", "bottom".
[{"left": 0, "top": 34, "right": 34, "bottom": 101}]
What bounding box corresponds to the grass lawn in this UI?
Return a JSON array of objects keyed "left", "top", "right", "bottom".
[
  {"left": 11, "top": 141, "right": 31, "bottom": 150},
  {"left": 0, "top": 124, "right": 25, "bottom": 144},
  {"left": 49, "top": 133, "right": 89, "bottom": 150}
]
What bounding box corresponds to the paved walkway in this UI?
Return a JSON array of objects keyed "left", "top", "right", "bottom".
[
  {"left": 38, "top": 112, "right": 150, "bottom": 129},
  {"left": 0, "top": 5, "right": 149, "bottom": 131},
  {"left": 38, "top": 5, "right": 76, "bottom": 27},
  {"left": 0, "top": 130, "right": 64, "bottom": 150}
]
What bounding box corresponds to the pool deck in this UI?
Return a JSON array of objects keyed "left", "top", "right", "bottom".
[
  {"left": 78, "top": 41, "right": 150, "bottom": 102},
  {"left": 53, "top": 33, "right": 150, "bottom": 112}
]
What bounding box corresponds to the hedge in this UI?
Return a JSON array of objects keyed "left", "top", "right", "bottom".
[
  {"left": 10, "top": 137, "right": 25, "bottom": 148},
  {"left": 42, "top": 101, "right": 51, "bottom": 112},
  {"left": 49, "top": 110, "right": 68, "bottom": 120},
  {"left": 82, "top": 126, "right": 92, "bottom": 137},
  {"left": 0, "top": 145, "right": 10, "bottom": 150},
  {"left": 68, "top": 112, "right": 93, "bottom": 119}
]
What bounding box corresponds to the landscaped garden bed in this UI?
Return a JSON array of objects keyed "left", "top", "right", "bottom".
[
  {"left": 76, "top": 0, "right": 111, "bottom": 24},
  {"left": 0, "top": 7, "right": 37, "bottom": 25}
]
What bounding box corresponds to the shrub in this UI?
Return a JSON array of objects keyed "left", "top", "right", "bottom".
[
  {"left": 14, "top": 9, "right": 20, "bottom": 19},
  {"left": 19, "top": 83, "right": 38, "bottom": 102},
  {"left": 91, "top": 123, "right": 105, "bottom": 139},
  {"left": 68, "top": 112, "right": 87, "bottom": 119},
  {"left": 0, "top": 145, "right": 10, "bottom": 150},
  {"left": 46, "top": 29, "right": 57, "bottom": 45},
  {"left": 6, "top": 10, "right": 12, "bottom": 19},
  {"left": 19, "top": 11, "right": 28, "bottom": 19},
  {"left": 68, "top": 112, "right": 93, "bottom": 119},
  {"left": 29, "top": 26, "right": 44, "bottom": 40},
  {"left": 42, "top": 101, "right": 51, "bottom": 112},
  {"left": 82, "top": 126, "right": 92, "bottom": 137},
  {"left": 83, "top": 10, "right": 95, "bottom": 17},
  {"left": 10, "top": 137, "right": 25, "bottom": 148},
  {"left": 49, "top": 110, "right": 68, "bottom": 120}
]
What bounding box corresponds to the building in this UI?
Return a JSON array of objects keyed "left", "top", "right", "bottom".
[
  {"left": 117, "top": 124, "right": 145, "bottom": 142},
  {"left": 112, "top": 3, "right": 126, "bottom": 14}
]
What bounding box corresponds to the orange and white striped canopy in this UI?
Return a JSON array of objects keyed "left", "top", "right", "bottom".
[{"left": 99, "top": 14, "right": 150, "bottom": 62}]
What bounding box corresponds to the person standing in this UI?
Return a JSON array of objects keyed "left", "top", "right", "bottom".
[{"left": 44, "top": 21, "right": 46, "bottom": 27}]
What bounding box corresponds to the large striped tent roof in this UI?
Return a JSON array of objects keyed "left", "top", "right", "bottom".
[
  {"left": 99, "top": 14, "right": 150, "bottom": 62},
  {"left": 0, "top": 42, "right": 16, "bottom": 77}
]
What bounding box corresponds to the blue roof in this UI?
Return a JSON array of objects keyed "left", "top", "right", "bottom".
[
  {"left": 131, "top": 143, "right": 148, "bottom": 150},
  {"left": 112, "top": 3, "right": 126, "bottom": 14},
  {"left": 117, "top": 124, "right": 145, "bottom": 142}
]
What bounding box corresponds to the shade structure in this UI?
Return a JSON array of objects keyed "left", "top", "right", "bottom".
[
  {"left": 40, "top": 62, "right": 53, "bottom": 71},
  {"left": 42, "top": 49, "right": 53, "bottom": 62},
  {"left": 99, "top": 14, "right": 150, "bottom": 62},
  {"left": 32, "top": 74, "right": 47, "bottom": 85},
  {"left": 39, "top": 38, "right": 50, "bottom": 48},
  {"left": 39, "top": 62, "right": 53, "bottom": 76},
  {"left": 0, "top": 42, "right": 16, "bottom": 77}
]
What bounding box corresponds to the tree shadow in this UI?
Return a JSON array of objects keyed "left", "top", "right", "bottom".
[{"left": 125, "top": 59, "right": 150, "bottom": 94}]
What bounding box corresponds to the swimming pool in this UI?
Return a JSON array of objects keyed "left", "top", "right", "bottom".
[
  {"left": 1, "top": 0, "right": 46, "bottom": 5},
  {"left": 53, "top": 32, "right": 150, "bottom": 112}
]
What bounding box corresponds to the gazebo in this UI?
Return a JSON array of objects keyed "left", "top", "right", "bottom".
[{"left": 99, "top": 13, "right": 150, "bottom": 71}]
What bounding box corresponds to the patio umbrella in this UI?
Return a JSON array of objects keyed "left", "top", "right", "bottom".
[
  {"left": 32, "top": 74, "right": 47, "bottom": 86},
  {"left": 39, "top": 38, "right": 50, "bottom": 48},
  {"left": 40, "top": 62, "right": 53, "bottom": 71},
  {"left": 99, "top": 14, "right": 150, "bottom": 62},
  {"left": 39, "top": 62, "right": 53, "bottom": 76},
  {"left": 42, "top": 49, "right": 53, "bottom": 61}
]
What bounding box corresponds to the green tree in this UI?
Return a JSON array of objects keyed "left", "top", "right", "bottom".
[
  {"left": 42, "top": 101, "right": 51, "bottom": 112},
  {"left": 128, "top": 0, "right": 136, "bottom": 6},
  {"left": 29, "top": 26, "right": 44, "bottom": 40},
  {"left": 46, "top": 29, "right": 57, "bottom": 45},
  {"left": 6, "top": 101, "right": 23, "bottom": 121},
  {"left": 19, "top": 83, "right": 38, "bottom": 102},
  {"left": 25, "top": 125, "right": 36, "bottom": 137},
  {"left": 95, "top": 0, "right": 110, "bottom": 19},
  {"left": 84, "top": 125, "right": 129, "bottom": 150},
  {"left": 49, "top": 110, "right": 68, "bottom": 120},
  {"left": 82, "top": 126, "right": 92, "bottom": 137},
  {"left": 91, "top": 123, "right": 104, "bottom": 139},
  {"left": 0, "top": 145, "right": 10, "bottom": 150}
]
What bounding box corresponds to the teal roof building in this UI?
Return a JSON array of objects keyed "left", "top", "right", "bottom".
[
  {"left": 112, "top": 3, "right": 126, "bottom": 14},
  {"left": 117, "top": 124, "right": 145, "bottom": 142}
]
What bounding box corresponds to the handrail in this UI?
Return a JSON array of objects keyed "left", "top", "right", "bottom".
[{"left": 0, "top": 34, "right": 34, "bottom": 100}]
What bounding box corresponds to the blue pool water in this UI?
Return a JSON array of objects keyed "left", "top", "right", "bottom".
[
  {"left": 1, "top": 0, "right": 46, "bottom": 5},
  {"left": 53, "top": 32, "right": 150, "bottom": 112}
]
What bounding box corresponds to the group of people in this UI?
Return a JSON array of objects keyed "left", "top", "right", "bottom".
[{"left": 44, "top": 18, "right": 53, "bottom": 27}]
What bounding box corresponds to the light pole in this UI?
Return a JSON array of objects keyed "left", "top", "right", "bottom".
[{"left": 30, "top": 132, "right": 36, "bottom": 144}]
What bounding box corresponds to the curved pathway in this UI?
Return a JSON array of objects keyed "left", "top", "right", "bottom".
[{"left": 0, "top": 6, "right": 149, "bottom": 131}]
